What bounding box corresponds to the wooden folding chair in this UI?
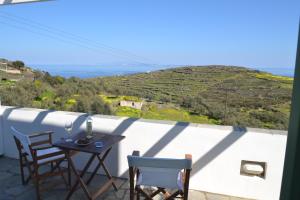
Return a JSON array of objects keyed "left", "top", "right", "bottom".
[
  {"left": 11, "top": 126, "right": 70, "bottom": 200},
  {"left": 127, "top": 151, "right": 192, "bottom": 200}
]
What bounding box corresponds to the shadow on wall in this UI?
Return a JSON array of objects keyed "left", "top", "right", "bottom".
[
  {"left": 114, "top": 122, "right": 247, "bottom": 178},
  {"left": 69, "top": 113, "right": 89, "bottom": 134},
  {"left": 111, "top": 118, "right": 139, "bottom": 135},
  {"left": 31, "top": 110, "right": 89, "bottom": 135},
  {"left": 105, "top": 118, "right": 139, "bottom": 176},
  {"left": 143, "top": 122, "right": 190, "bottom": 157},
  {"left": 117, "top": 121, "right": 190, "bottom": 177},
  {"left": 5, "top": 108, "right": 88, "bottom": 135},
  {"left": 0, "top": 107, "right": 19, "bottom": 154},
  {"left": 3, "top": 108, "right": 56, "bottom": 133},
  {"left": 32, "top": 109, "right": 55, "bottom": 127},
  {"left": 191, "top": 126, "right": 247, "bottom": 176},
  {"left": 1, "top": 107, "right": 19, "bottom": 121}
]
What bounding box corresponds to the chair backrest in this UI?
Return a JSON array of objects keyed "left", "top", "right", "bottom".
[
  {"left": 11, "top": 126, "right": 32, "bottom": 157},
  {"left": 127, "top": 155, "right": 192, "bottom": 189}
]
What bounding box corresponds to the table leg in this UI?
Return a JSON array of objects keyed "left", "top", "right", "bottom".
[
  {"left": 86, "top": 162, "right": 101, "bottom": 185},
  {"left": 86, "top": 147, "right": 111, "bottom": 185},
  {"left": 85, "top": 147, "right": 118, "bottom": 199},
  {"left": 96, "top": 154, "right": 118, "bottom": 191},
  {"left": 65, "top": 152, "right": 96, "bottom": 200}
]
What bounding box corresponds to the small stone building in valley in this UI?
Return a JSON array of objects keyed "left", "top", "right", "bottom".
[{"left": 119, "top": 100, "right": 143, "bottom": 110}]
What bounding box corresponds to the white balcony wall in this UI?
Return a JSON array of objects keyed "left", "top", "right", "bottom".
[{"left": 0, "top": 106, "right": 286, "bottom": 200}]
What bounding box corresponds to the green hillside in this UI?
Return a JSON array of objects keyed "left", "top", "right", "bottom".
[
  {"left": 0, "top": 63, "right": 292, "bottom": 130},
  {"left": 98, "top": 66, "right": 292, "bottom": 129}
]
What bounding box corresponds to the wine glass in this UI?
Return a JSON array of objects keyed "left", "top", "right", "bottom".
[{"left": 64, "top": 121, "right": 73, "bottom": 142}]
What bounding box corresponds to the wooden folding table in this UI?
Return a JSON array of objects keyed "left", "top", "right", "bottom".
[{"left": 54, "top": 131, "right": 125, "bottom": 200}]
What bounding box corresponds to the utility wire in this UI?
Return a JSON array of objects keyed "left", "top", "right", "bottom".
[
  {"left": 0, "top": 20, "right": 113, "bottom": 55},
  {"left": 0, "top": 11, "right": 154, "bottom": 65},
  {"left": 0, "top": 11, "right": 151, "bottom": 63},
  {"left": 0, "top": 14, "right": 147, "bottom": 64}
]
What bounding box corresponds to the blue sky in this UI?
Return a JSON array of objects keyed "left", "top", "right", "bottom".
[{"left": 0, "top": 0, "right": 299, "bottom": 70}]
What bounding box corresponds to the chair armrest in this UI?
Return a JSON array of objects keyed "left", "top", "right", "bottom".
[
  {"left": 29, "top": 131, "right": 54, "bottom": 138},
  {"left": 129, "top": 151, "right": 141, "bottom": 192},
  {"left": 182, "top": 154, "right": 192, "bottom": 184},
  {"left": 131, "top": 150, "right": 140, "bottom": 177},
  {"left": 185, "top": 154, "right": 192, "bottom": 161}
]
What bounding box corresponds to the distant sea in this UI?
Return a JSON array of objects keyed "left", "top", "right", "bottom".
[
  {"left": 30, "top": 64, "right": 166, "bottom": 78},
  {"left": 30, "top": 64, "right": 295, "bottom": 79}
]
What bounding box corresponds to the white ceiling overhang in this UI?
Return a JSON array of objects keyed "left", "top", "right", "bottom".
[{"left": 0, "top": 0, "right": 50, "bottom": 6}]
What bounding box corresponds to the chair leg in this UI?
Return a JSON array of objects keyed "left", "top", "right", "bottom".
[
  {"left": 32, "top": 163, "right": 41, "bottom": 200},
  {"left": 183, "top": 169, "right": 191, "bottom": 200},
  {"left": 136, "top": 186, "right": 153, "bottom": 200},
  {"left": 68, "top": 161, "right": 71, "bottom": 186},
  {"left": 136, "top": 189, "right": 140, "bottom": 200},
  {"left": 129, "top": 167, "right": 135, "bottom": 200},
  {"left": 51, "top": 162, "right": 54, "bottom": 171},
  {"left": 19, "top": 156, "right": 25, "bottom": 185},
  {"left": 24, "top": 159, "right": 33, "bottom": 184},
  {"left": 56, "top": 162, "right": 69, "bottom": 189},
  {"left": 34, "top": 176, "right": 41, "bottom": 200}
]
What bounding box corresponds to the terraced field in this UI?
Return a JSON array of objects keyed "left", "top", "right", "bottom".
[{"left": 97, "top": 66, "right": 293, "bottom": 129}]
